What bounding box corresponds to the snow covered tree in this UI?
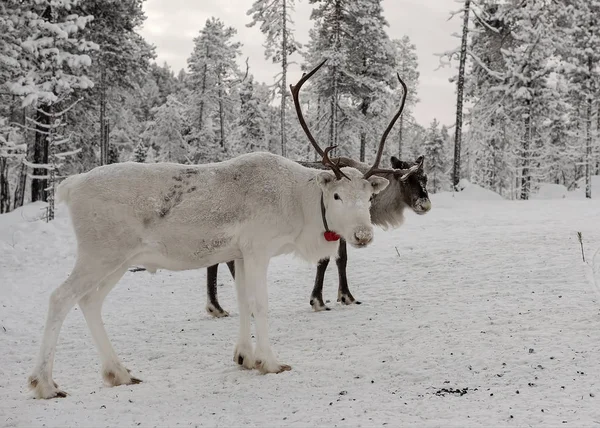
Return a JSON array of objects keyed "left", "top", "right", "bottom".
[
  {"left": 499, "top": 1, "right": 565, "bottom": 200},
  {"left": 423, "top": 119, "right": 448, "bottom": 193},
  {"left": 187, "top": 18, "right": 243, "bottom": 155},
  {"left": 231, "top": 77, "right": 269, "bottom": 154},
  {"left": 560, "top": 0, "right": 600, "bottom": 198},
  {"left": 146, "top": 95, "right": 188, "bottom": 163},
  {"left": 0, "top": 119, "right": 25, "bottom": 213},
  {"left": 76, "top": 0, "right": 154, "bottom": 166},
  {"left": 452, "top": 0, "right": 471, "bottom": 189},
  {"left": 6, "top": 0, "right": 96, "bottom": 207},
  {"left": 437, "top": 0, "right": 477, "bottom": 189},
  {"left": 247, "top": 0, "right": 301, "bottom": 157},
  {"left": 132, "top": 141, "right": 147, "bottom": 162},
  {"left": 392, "top": 36, "right": 420, "bottom": 159},
  {"left": 457, "top": 0, "right": 573, "bottom": 198},
  {"left": 306, "top": 0, "right": 397, "bottom": 160}
]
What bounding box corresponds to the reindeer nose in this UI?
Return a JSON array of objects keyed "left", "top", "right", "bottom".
[{"left": 354, "top": 227, "right": 373, "bottom": 246}]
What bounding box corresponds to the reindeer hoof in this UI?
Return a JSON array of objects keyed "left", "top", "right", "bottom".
[
  {"left": 206, "top": 303, "right": 229, "bottom": 318},
  {"left": 103, "top": 367, "right": 142, "bottom": 387},
  {"left": 234, "top": 343, "right": 255, "bottom": 370},
  {"left": 28, "top": 376, "right": 68, "bottom": 399},
  {"left": 310, "top": 297, "right": 331, "bottom": 312},
  {"left": 255, "top": 359, "right": 292, "bottom": 374},
  {"left": 277, "top": 364, "right": 292, "bottom": 373},
  {"left": 338, "top": 294, "right": 360, "bottom": 305}
]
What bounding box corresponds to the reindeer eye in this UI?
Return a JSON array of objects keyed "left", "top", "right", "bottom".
[
  {"left": 369, "top": 195, "right": 374, "bottom": 202},
  {"left": 334, "top": 193, "right": 341, "bottom": 201}
]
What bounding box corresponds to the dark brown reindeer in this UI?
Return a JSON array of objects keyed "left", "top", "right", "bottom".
[{"left": 204, "top": 73, "right": 431, "bottom": 317}]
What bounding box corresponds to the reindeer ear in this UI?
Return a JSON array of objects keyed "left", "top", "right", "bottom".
[
  {"left": 367, "top": 176, "right": 389, "bottom": 194},
  {"left": 416, "top": 155, "right": 425, "bottom": 169},
  {"left": 316, "top": 171, "right": 335, "bottom": 189},
  {"left": 391, "top": 156, "right": 411, "bottom": 170}
]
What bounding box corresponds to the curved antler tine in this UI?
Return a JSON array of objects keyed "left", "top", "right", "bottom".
[
  {"left": 323, "top": 146, "right": 350, "bottom": 180},
  {"left": 416, "top": 155, "right": 424, "bottom": 170},
  {"left": 290, "top": 59, "right": 328, "bottom": 158},
  {"left": 364, "top": 73, "right": 408, "bottom": 180}
]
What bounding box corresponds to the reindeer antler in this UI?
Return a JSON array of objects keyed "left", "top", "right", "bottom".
[
  {"left": 363, "top": 74, "right": 409, "bottom": 180},
  {"left": 290, "top": 60, "right": 350, "bottom": 181}
]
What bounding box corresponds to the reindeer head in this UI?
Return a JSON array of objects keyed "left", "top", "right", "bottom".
[
  {"left": 316, "top": 167, "right": 388, "bottom": 247},
  {"left": 291, "top": 60, "right": 414, "bottom": 248},
  {"left": 390, "top": 155, "right": 431, "bottom": 215}
]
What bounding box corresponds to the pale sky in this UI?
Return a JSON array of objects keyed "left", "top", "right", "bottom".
[{"left": 139, "top": 0, "right": 460, "bottom": 127}]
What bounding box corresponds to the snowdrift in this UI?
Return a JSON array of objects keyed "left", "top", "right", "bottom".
[{"left": 531, "top": 183, "right": 569, "bottom": 200}]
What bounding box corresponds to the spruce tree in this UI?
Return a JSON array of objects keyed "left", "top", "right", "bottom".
[{"left": 247, "top": 0, "right": 301, "bottom": 157}]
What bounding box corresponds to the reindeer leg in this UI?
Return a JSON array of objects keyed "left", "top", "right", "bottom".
[
  {"left": 28, "top": 257, "right": 115, "bottom": 399},
  {"left": 336, "top": 239, "right": 361, "bottom": 305},
  {"left": 206, "top": 264, "right": 229, "bottom": 317},
  {"left": 79, "top": 263, "right": 141, "bottom": 387},
  {"left": 226, "top": 260, "right": 235, "bottom": 278},
  {"left": 245, "top": 255, "right": 291, "bottom": 374},
  {"left": 309, "top": 258, "right": 331, "bottom": 311},
  {"left": 233, "top": 259, "right": 255, "bottom": 370}
]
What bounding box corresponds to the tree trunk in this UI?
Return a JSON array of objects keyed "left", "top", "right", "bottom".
[
  {"left": 328, "top": 0, "right": 342, "bottom": 154},
  {"left": 199, "top": 47, "right": 209, "bottom": 131},
  {"left": 13, "top": 162, "right": 26, "bottom": 210},
  {"left": 520, "top": 109, "right": 531, "bottom": 200},
  {"left": 280, "top": 0, "right": 288, "bottom": 158},
  {"left": 359, "top": 100, "right": 369, "bottom": 162},
  {"left": 452, "top": 0, "right": 471, "bottom": 190},
  {"left": 100, "top": 69, "right": 108, "bottom": 166},
  {"left": 315, "top": 96, "right": 322, "bottom": 161},
  {"left": 585, "top": 95, "right": 592, "bottom": 199},
  {"left": 32, "top": 104, "right": 50, "bottom": 202},
  {"left": 218, "top": 73, "right": 225, "bottom": 152},
  {"left": 0, "top": 157, "right": 9, "bottom": 213},
  {"left": 329, "top": 75, "right": 338, "bottom": 150},
  {"left": 47, "top": 105, "right": 55, "bottom": 221},
  {"left": 596, "top": 103, "right": 600, "bottom": 175}
]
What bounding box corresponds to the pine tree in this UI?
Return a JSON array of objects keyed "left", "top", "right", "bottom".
[
  {"left": 76, "top": 0, "right": 154, "bottom": 166},
  {"left": 306, "top": 0, "right": 397, "bottom": 160},
  {"left": 453, "top": 0, "right": 471, "bottom": 189},
  {"left": 232, "top": 77, "right": 268, "bottom": 154},
  {"left": 560, "top": 0, "right": 600, "bottom": 198},
  {"left": 499, "top": 1, "right": 563, "bottom": 199},
  {"left": 146, "top": 95, "right": 188, "bottom": 163},
  {"left": 247, "top": 0, "right": 301, "bottom": 157},
  {"left": 0, "top": 119, "right": 25, "bottom": 213},
  {"left": 6, "top": 0, "right": 96, "bottom": 206},
  {"left": 392, "top": 36, "right": 420, "bottom": 159},
  {"left": 459, "top": 0, "right": 570, "bottom": 199},
  {"left": 132, "top": 141, "right": 147, "bottom": 163},
  {"left": 187, "top": 18, "right": 243, "bottom": 155},
  {"left": 423, "top": 119, "right": 447, "bottom": 193}
]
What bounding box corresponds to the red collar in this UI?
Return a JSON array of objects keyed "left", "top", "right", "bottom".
[{"left": 321, "top": 194, "right": 340, "bottom": 241}]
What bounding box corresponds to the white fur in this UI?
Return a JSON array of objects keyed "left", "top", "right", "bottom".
[{"left": 28, "top": 151, "right": 388, "bottom": 398}]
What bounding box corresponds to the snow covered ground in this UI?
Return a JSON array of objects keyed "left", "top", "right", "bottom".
[{"left": 1, "top": 187, "right": 600, "bottom": 427}]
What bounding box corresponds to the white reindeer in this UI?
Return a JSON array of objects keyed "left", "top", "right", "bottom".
[{"left": 28, "top": 61, "right": 413, "bottom": 399}]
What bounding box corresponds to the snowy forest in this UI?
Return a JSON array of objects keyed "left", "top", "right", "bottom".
[{"left": 0, "top": 0, "right": 598, "bottom": 217}]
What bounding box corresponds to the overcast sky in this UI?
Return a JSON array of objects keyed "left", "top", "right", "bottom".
[{"left": 139, "top": 0, "right": 460, "bottom": 127}]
